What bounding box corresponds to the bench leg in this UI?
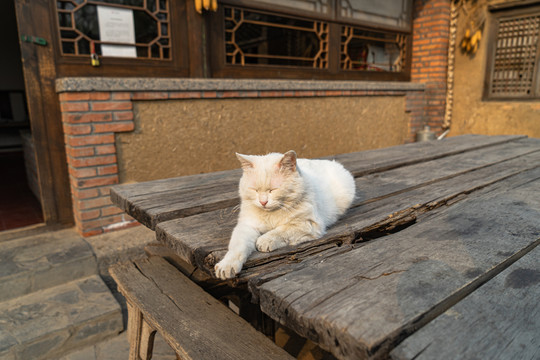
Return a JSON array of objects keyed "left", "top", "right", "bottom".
[{"left": 127, "top": 302, "right": 156, "bottom": 360}]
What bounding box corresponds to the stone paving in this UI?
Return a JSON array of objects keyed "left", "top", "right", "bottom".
[
  {"left": 60, "top": 331, "right": 176, "bottom": 360},
  {"left": 0, "top": 225, "right": 333, "bottom": 359},
  {"left": 0, "top": 276, "right": 122, "bottom": 360},
  {"left": 0, "top": 226, "right": 153, "bottom": 360}
]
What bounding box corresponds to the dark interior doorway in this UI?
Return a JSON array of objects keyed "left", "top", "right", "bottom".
[{"left": 0, "top": 0, "right": 44, "bottom": 231}]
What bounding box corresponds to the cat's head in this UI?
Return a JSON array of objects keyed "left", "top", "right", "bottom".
[{"left": 236, "top": 150, "right": 303, "bottom": 211}]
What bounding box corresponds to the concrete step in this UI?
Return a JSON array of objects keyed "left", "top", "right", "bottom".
[
  {"left": 0, "top": 275, "right": 123, "bottom": 360},
  {"left": 0, "top": 228, "right": 96, "bottom": 302}
]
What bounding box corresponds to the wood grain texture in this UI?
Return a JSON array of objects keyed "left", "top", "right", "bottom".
[
  {"left": 154, "top": 142, "right": 540, "bottom": 280},
  {"left": 110, "top": 256, "right": 294, "bottom": 360},
  {"left": 391, "top": 246, "right": 540, "bottom": 360},
  {"left": 111, "top": 135, "right": 527, "bottom": 229},
  {"left": 15, "top": 0, "right": 73, "bottom": 224},
  {"left": 254, "top": 167, "right": 540, "bottom": 359},
  {"left": 109, "top": 135, "right": 540, "bottom": 360}
]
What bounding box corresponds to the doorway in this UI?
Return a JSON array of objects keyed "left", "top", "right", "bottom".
[{"left": 0, "top": 0, "right": 43, "bottom": 231}]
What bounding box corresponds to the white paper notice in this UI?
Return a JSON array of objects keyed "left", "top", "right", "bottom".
[{"left": 97, "top": 6, "right": 136, "bottom": 58}]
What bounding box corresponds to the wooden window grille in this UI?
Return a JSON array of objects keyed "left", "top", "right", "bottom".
[
  {"left": 224, "top": 6, "right": 329, "bottom": 69},
  {"left": 341, "top": 26, "right": 407, "bottom": 72},
  {"left": 486, "top": 7, "right": 540, "bottom": 99},
  {"left": 56, "top": 0, "right": 171, "bottom": 60}
]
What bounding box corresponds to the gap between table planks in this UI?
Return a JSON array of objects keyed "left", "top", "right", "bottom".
[
  {"left": 390, "top": 246, "right": 540, "bottom": 360},
  {"left": 154, "top": 137, "right": 540, "bottom": 280},
  {"left": 253, "top": 166, "right": 540, "bottom": 359},
  {"left": 110, "top": 134, "right": 527, "bottom": 230}
]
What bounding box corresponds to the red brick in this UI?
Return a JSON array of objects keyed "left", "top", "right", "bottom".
[
  {"left": 66, "top": 146, "right": 95, "bottom": 158},
  {"left": 93, "top": 122, "right": 134, "bottom": 133},
  {"left": 76, "top": 175, "right": 118, "bottom": 188},
  {"left": 71, "top": 188, "right": 100, "bottom": 200},
  {"left": 168, "top": 92, "right": 202, "bottom": 99},
  {"left": 259, "top": 91, "right": 283, "bottom": 97},
  {"left": 98, "top": 165, "right": 118, "bottom": 176},
  {"left": 92, "top": 101, "right": 132, "bottom": 111},
  {"left": 240, "top": 91, "right": 260, "bottom": 98},
  {"left": 113, "top": 92, "right": 132, "bottom": 100},
  {"left": 221, "top": 91, "right": 241, "bottom": 98},
  {"left": 63, "top": 112, "right": 113, "bottom": 124},
  {"left": 68, "top": 134, "right": 115, "bottom": 147},
  {"left": 59, "top": 93, "right": 90, "bottom": 102},
  {"left": 95, "top": 144, "right": 116, "bottom": 155},
  {"left": 78, "top": 209, "right": 101, "bottom": 221},
  {"left": 63, "top": 124, "right": 92, "bottom": 135},
  {"left": 113, "top": 111, "right": 134, "bottom": 121},
  {"left": 101, "top": 206, "right": 124, "bottom": 216},
  {"left": 69, "top": 167, "right": 98, "bottom": 178},
  {"left": 81, "top": 228, "right": 103, "bottom": 237},
  {"left": 70, "top": 155, "right": 116, "bottom": 168},
  {"left": 421, "top": 19, "right": 450, "bottom": 28},
  {"left": 101, "top": 219, "right": 140, "bottom": 234},
  {"left": 77, "top": 196, "right": 111, "bottom": 210},
  {"left": 295, "top": 91, "right": 315, "bottom": 97},
  {"left": 61, "top": 102, "right": 89, "bottom": 112},
  {"left": 82, "top": 215, "right": 125, "bottom": 231},
  {"left": 131, "top": 92, "right": 169, "bottom": 100},
  {"left": 349, "top": 90, "right": 368, "bottom": 96},
  {"left": 203, "top": 91, "right": 218, "bottom": 98},
  {"left": 414, "top": 39, "right": 431, "bottom": 45},
  {"left": 324, "top": 90, "right": 343, "bottom": 96},
  {"left": 89, "top": 92, "right": 111, "bottom": 101}
]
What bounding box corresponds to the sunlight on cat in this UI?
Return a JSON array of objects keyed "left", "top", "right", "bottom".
[{"left": 214, "top": 150, "right": 356, "bottom": 280}]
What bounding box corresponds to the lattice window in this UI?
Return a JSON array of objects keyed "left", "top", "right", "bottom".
[
  {"left": 487, "top": 12, "right": 540, "bottom": 98},
  {"left": 224, "top": 7, "right": 329, "bottom": 68},
  {"left": 341, "top": 26, "right": 406, "bottom": 72},
  {"left": 56, "top": 0, "right": 170, "bottom": 60}
]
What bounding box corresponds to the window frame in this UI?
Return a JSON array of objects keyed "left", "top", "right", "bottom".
[
  {"left": 207, "top": 0, "right": 412, "bottom": 81},
  {"left": 484, "top": 3, "right": 540, "bottom": 101},
  {"left": 51, "top": 0, "right": 191, "bottom": 78}
]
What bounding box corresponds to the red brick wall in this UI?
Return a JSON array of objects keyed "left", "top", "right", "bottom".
[
  {"left": 59, "top": 88, "right": 425, "bottom": 236},
  {"left": 410, "top": 0, "right": 451, "bottom": 138}
]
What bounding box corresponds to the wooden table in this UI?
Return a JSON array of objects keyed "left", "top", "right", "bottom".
[{"left": 111, "top": 135, "right": 540, "bottom": 360}]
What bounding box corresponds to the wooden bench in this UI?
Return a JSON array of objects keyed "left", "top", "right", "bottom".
[{"left": 109, "top": 256, "right": 294, "bottom": 360}]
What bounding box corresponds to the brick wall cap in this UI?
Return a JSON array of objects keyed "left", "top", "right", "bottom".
[{"left": 56, "top": 77, "right": 425, "bottom": 93}]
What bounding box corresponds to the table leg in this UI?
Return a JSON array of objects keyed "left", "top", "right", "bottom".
[{"left": 127, "top": 301, "right": 156, "bottom": 360}]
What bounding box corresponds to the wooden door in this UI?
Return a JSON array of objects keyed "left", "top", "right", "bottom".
[{"left": 14, "top": 0, "right": 73, "bottom": 225}]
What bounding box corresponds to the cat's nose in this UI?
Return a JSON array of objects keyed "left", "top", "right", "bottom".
[{"left": 259, "top": 199, "right": 268, "bottom": 207}]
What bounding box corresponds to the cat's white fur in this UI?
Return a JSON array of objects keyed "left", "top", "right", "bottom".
[{"left": 214, "top": 150, "right": 356, "bottom": 280}]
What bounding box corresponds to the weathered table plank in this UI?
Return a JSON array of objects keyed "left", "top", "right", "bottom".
[
  {"left": 155, "top": 145, "right": 540, "bottom": 278},
  {"left": 253, "top": 167, "right": 540, "bottom": 359},
  {"left": 390, "top": 246, "right": 540, "bottom": 360},
  {"left": 110, "top": 256, "right": 293, "bottom": 360},
  {"left": 111, "top": 135, "right": 526, "bottom": 229}
]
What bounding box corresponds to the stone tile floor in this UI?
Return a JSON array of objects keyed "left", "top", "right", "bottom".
[{"left": 60, "top": 331, "right": 177, "bottom": 360}]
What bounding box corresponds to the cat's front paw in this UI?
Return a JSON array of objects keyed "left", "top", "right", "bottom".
[
  {"left": 256, "top": 234, "right": 287, "bottom": 252},
  {"left": 214, "top": 254, "right": 243, "bottom": 280}
]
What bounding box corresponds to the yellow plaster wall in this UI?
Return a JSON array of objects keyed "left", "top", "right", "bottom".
[
  {"left": 116, "top": 96, "right": 410, "bottom": 182},
  {"left": 448, "top": 3, "right": 540, "bottom": 139}
]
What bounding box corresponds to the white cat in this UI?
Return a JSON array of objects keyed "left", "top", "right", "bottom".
[{"left": 214, "top": 150, "right": 356, "bottom": 280}]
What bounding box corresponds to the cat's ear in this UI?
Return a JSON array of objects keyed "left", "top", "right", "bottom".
[
  {"left": 279, "top": 150, "right": 297, "bottom": 172},
  {"left": 236, "top": 153, "right": 255, "bottom": 170}
]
